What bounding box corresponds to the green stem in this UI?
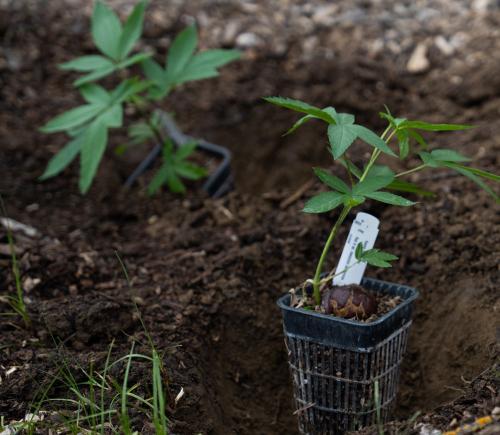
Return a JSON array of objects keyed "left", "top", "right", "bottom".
[
  {"left": 310, "top": 124, "right": 395, "bottom": 305},
  {"left": 396, "top": 164, "right": 427, "bottom": 178},
  {"left": 312, "top": 206, "right": 351, "bottom": 305}
]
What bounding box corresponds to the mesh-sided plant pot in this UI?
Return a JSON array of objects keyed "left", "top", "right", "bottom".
[{"left": 277, "top": 277, "right": 418, "bottom": 435}]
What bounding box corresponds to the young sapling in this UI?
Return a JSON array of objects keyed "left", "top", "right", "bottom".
[
  {"left": 266, "top": 97, "right": 499, "bottom": 318},
  {"left": 40, "top": 0, "right": 240, "bottom": 195}
]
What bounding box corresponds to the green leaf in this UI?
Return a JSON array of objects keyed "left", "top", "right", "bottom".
[
  {"left": 353, "top": 171, "right": 394, "bottom": 195},
  {"left": 39, "top": 134, "right": 83, "bottom": 180},
  {"left": 284, "top": 114, "right": 316, "bottom": 136},
  {"left": 365, "top": 165, "right": 394, "bottom": 178},
  {"left": 116, "top": 52, "right": 152, "bottom": 69},
  {"left": 74, "top": 64, "right": 117, "bottom": 86},
  {"left": 100, "top": 104, "right": 123, "bottom": 128},
  {"left": 359, "top": 248, "right": 398, "bottom": 268},
  {"left": 365, "top": 191, "right": 416, "bottom": 206},
  {"left": 167, "top": 171, "right": 186, "bottom": 193},
  {"left": 331, "top": 112, "right": 355, "bottom": 125},
  {"left": 128, "top": 122, "right": 155, "bottom": 145},
  {"left": 408, "top": 129, "right": 428, "bottom": 149},
  {"left": 79, "top": 120, "right": 108, "bottom": 194},
  {"left": 397, "top": 129, "right": 410, "bottom": 159},
  {"left": 387, "top": 180, "right": 434, "bottom": 197},
  {"left": 264, "top": 97, "right": 335, "bottom": 124},
  {"left": 80, "top": 84, "right": 110, "bottom": 104},
  {"left": 431, "top": 149, "right": 470, "bottom": 162},
  {"left": 118, "top": 0, "right": 146, "bottom": 59},
  {"left": 351, "top": 125, "right": 397, "bottom": 157},
  {"left": 448, "top": 165, "right": 499, "bottom": 182},
  {"left": 443, "top": 163, "right": 499, "bottom": 201},
  {"left": 401, "top": 120, "right": 474, "bottom": 132},
  {"left": 179, "top": 49, "right": 240, "bottom": 83},
  {"left": 111, "top": 78, "right": 150, "bottom": 104},
  {"left": 175, "top": 162, "right": 208, "bottom": 180},
  {"left": 418, "top": 151, "right": 439, "bottom": 167},
  {"left": 355, "top": 242, "right": 363, "bottom": 260},
  {"left": 165, "top": 25, "right": 198, "bottom": 85},
  {"left": 92, "top": 1, "right": 122, "bottom": 60},
  {"left": 40, "top": 104, "right": 104, "bottom": 133},
  {"left": 327, "top": 124, "right": 358, "bottom": 159},
  {"left": 142, "top": 58, "right": 165, "bottom": 84},
  {"left": 59, "top": 55, "right": 113, "bottom": 71},
  {"left": 175, "top": 141, "right": 198, "bottom": 160},
  {"left": 419, "top": 149, "right": 471, "bottom": 168},
  {"left": 148, "top": 165, "right": 170, "bottom": 195},
  {"left": 303, "top": 191, "right": 345, "bottom": 213},
  {"left": 338, "top": 158, "right": 362, "bottom": 179},
  {"left": 313, "top": 168, "right": 350, "bottom": 193}
]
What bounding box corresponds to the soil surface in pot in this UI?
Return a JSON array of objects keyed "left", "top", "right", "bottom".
[
  {"left": 1, "top": 1, "right": 499, "bottom": 434},
  {"left": 292, "top": 283, "right": 402, "bottom": 321}
]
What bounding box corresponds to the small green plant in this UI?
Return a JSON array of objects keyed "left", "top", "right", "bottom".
[
  {"left": 20, "top": 341, "right": 169, "bottom": 434},
  {"left": 148, "top": 139, "right": 207, "bottom": 195},
  {"left": 0, "top": 197, "right": 30, "bottom": 328},
  {"left": 40, "top": 0, "right": 240, "bottom": 194},
  {"left": 266, "top": 97, "right": 499, "bottom": 306}
]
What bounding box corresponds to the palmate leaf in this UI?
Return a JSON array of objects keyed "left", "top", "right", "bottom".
[
  {"left": 148, "top": 139, "right": 207, "bottom": 195},
  {"left": 92, "top": 1, "right": 122, "bottom": 60},
  {"left": 303, "top": 191, "right": 345, "bottom": 213},
  {"left": 79, "top": 120, "right": 108, "bottom": 194},
  {"left": 264, "top": 97, "right": 335, "bottom": 124},
  {"left": 355, "top": 243, "right": 398, "bottom": 268}
]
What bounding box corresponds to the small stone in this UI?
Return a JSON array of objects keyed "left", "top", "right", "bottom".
[
  {"left": 235, "top": 32, "right": 262, "bottom": 49},
  {"left": 407, "top": 43, "right": 430, "bottom": 73},
  {"left": 435, "top": 36, "right": 454, "bottom": 56}
]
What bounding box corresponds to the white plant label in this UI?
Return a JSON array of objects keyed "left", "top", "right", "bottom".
[{"left": 332, "top": 212, "right": 380, "bottom": 286}]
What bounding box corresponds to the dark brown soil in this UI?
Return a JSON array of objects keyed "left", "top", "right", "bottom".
[{"left": 1, "top": 1, "right": 499, "bottom": 434}]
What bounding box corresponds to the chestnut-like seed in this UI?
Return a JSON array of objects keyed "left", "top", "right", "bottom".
[{"left": 321, "top": 285, "right": 378, "bottom": 320}]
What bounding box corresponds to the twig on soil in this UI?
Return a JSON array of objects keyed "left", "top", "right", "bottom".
[{"left": 280, "top": 178, "right": 315, "bottom": 209}]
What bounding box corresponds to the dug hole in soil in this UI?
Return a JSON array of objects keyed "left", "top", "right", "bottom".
[{"left": 1, "top": 2, "right": 499, "bottom": 434}]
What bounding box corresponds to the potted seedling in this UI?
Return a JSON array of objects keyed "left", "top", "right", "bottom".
[
  {"left": 40, "top": 0, "right": 240, "bottom": 196},
  {"left": 265, "top": 97, "right": 499, "bottom": 434}
]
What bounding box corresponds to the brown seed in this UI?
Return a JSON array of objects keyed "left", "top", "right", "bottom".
[{"left": 321, "top": 284, "right": 378, "bottom": 320}]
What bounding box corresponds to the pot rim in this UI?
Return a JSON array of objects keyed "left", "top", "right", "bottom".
[{"left": 277, "top": 277, "right": 419, "bottom": 328}]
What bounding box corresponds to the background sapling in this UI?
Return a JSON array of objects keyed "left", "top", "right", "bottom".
[
  {"left": 266, "top": 96, "right": 500, "bottom": 312},
  {"left": 40, "top": 0, "right": 240, "bottom": 195}
]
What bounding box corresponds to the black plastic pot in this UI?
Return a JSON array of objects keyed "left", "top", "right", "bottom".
[
  {"left": 277, "top": 277, "right": 418, "bottom": 434},
  {"left": 124, "top": 111, "right": 233, "bottom": 198}
]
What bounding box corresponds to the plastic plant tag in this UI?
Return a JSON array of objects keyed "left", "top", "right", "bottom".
[{"left": 333, "top": 212, "right": 380, "bottom": 285}]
